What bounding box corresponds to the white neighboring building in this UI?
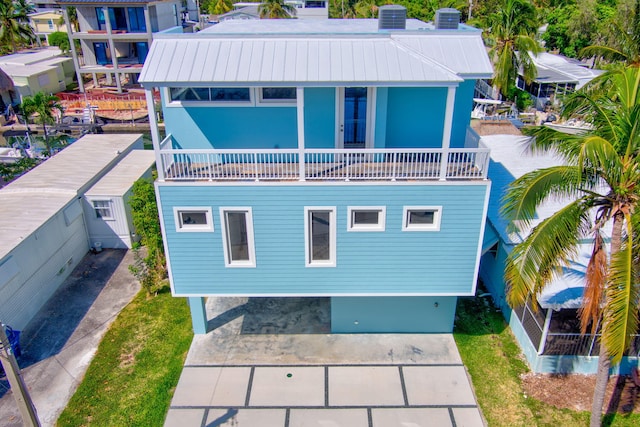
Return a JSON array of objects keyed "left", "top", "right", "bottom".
[{"left": 0, "top": 134, "right": 152, "bottom": 330}]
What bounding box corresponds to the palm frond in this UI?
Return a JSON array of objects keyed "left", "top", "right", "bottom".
[
  {"left": 579, "top": 232, "right": 607, "bottom": 334},
  {"left": 602, "top": 214, "right": 640, "bottom": 364},
  {"left": 505, "top": 199, "right": 591, "bottom": 308},
  {"left": 501, "top": 165, "right": 587, "bottom": 229}
]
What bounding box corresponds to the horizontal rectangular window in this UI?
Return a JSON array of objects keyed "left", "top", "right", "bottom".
[
  {"left": 169, "top": 87, "right": 252, "bottom": 103},
  {"left": 220, "top": 208, "right": 255, "bottom": 267},
  {"left": 174, "top": 207, "right": 213, "bottom": 232},
  {"left": 260, "top": 87, "right": 296, "bottom": 103},
  {"left": 402, "top": 206, "right": 442, "bottom": 231},
  {"left": 347, "top": 206, "right": 385, "bottom": 232},
  {"left": 305, "top": 207, "right": 336, "bottom": 267},
  {"left": 93, "top": 200, "right": 113, "bottom": 220}
]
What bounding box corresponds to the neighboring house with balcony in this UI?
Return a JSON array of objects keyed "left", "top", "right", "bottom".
[
  {"left": 139, "top": 6, "right": 494, "bottom": 334},
  {"left": 478, "top": 135, "right": 639, "bottom": 374},
  {"left": 56, "top": 0, "right": 190, "bottom": 92},
  {"left": 28, "top": 10, "right": 68, "bottom": 46}
]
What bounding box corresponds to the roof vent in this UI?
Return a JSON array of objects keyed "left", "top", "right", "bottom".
[
  {"left": 378, "top": 5, "right": 407, "bottom": 30},
  {"left": 435, "top": 8, "right": 460, "bottom": 30}
]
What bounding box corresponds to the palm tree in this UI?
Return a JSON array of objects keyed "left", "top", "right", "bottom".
[
  {"left": 209, "top": 0, "right": 232, "bottom": 16},
  {"left": 502, "top": 66, "right": 640, "bottom": 427},
  {"left": 580, "top": 0, "right": 640, "bottom": 67},
  {"left": 0, "top": 0, "right": 35, "bottom": 53},
  {"left": 59, "top": 6, "right": 80, "bottom": 32},
  {"left": 483, "top": 0, "right": 542, "bottom": 97},
  {"left": 258, "top": 0, "right": 296, "bottom": 19},
  {"left": 12, "top": 0, "right": 34, "bottom": 20},
  {"left": 21, "top": 92, "right": 64, "bottom": 156}
]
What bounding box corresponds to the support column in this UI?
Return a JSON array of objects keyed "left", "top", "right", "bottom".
[
  {"left": 439, "top": 85, "right": 456, "bottom": 180},
  {"left": 103, "top": 7, "right": 122, "bottom": 93},
  {"left": 145, "top": 88, "right": 165, "bottom": 181},
  {"left": 63, "top": 7, "right": 84, "bottom": 93},
  {"left": 296, "top": 87, "right": 305, "bottom": 181},
  {"left": 188, "top": 297, "right": 208, "bottom": 334},
  {"left": 537, "top": 308, "right": 553, "bottom": 355}
]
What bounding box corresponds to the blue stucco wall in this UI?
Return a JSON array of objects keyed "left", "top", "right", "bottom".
[
  {"left": 451, "top": 80, "right": 476, "bottom": 148},
  {"left": 384, "top": 87, "right": 447, "bottom": 148},
  {"left": 331, "top": 296, "right": 457, "bottom": 333},
  {"left": 159, "top": 182, "right": 488, "bottom": 296},
  {"left": 303, "top": 87, "right": 335, "bottom": 148}
]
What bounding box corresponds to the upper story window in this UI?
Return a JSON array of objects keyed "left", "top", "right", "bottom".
[
  {"left": 96, "top": 7, "right": 127, "bottom": 31},
  {"left": 402, "top": 206, "right": 442, "bottom": 232},
  {"left": 93, "top": 200, "right": 113, "bottom": 220},
  {"left": 128, "top": 7, "right": 146, "bottom": 32},
  {"left": 305, "top": 1, "right": 326, "bottom": 8},
  {"left": 174, "top": 207, "right": 214, "bottom": 232},
  {"left": 48, "top": 19, "right": 54, "bottom": 30},
  {"left": 259, "top": 88, "right": 296, "bottom": 104},
  {"left": 220, "top": 208, "right": 256, "bottom": 268},
  {"left": 347, "top": 206, "right": 385, "bottom": 232},
  {"left": 169, "top": 87, "right": 252, "bottom": 104},
  {"left": 305, "top": 207, "right": 336, "bottom": 267}
]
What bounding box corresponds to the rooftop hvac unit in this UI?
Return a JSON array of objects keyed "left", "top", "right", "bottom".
[
  {"left": 435, "top": 8, "right": 460, "bottom": 30},
  {"left": 378, "top": 5, "right": 407, "bottom": 30}
]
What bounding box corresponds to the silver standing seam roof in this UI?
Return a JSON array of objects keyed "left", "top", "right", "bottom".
[{"left": 139, "top": 19, "right": 493, "bottom": 87}]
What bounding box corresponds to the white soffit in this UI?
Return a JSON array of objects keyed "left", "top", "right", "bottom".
[{"left": 139, "top": 37, "right": 462, "bottom": 86}]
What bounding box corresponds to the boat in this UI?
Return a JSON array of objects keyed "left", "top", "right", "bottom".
[
  {"left": 544, "top": 118, "right": 594, "bottom": 135},
  {"left": 0, "top": 146, "right": 22, "bottom": 163},
  {"left": 471, "top": 98, "right": 503, "bottom": 119}
]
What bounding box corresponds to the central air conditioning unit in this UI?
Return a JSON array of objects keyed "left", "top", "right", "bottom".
[
  {"left": 378, "top": 5, "right": 407, "bottom": 30},
  {"left": 435, "top": 8, "right": 461, "bottom": 30}
]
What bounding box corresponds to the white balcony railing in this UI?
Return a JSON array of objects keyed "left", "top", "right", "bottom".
[{"left": 157, "top": 139, "right": 489, "bottom": 182}]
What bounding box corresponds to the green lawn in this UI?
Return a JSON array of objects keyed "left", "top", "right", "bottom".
[
  {"left": 57, "top": 286, "right": 192, "bottom": 426},
  {"left": 454, "top": 295, "right": 639, "bottom": 427}
]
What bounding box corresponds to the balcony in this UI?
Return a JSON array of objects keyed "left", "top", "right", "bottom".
[{"left": 157, "top": 135, "right": 490, "bottom": 182}]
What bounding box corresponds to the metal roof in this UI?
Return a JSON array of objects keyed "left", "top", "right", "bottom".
[
  {"left": 392, "top": 34, "right": 493, "bottom": 77},
  {"left": 529, "top": 53, "right": 604, "bottom": 88},
  {"left": 140, "top": 36, "right": 463, "bottom": 86},
  {"left": 56, "top": 0, "right": 151, "bottom": 4},
  {"left": 85, "top": 149, "right": 155, "bottom": 196},
  {"left": 0, "top": 134, "right": 142, "bottom": 260}
]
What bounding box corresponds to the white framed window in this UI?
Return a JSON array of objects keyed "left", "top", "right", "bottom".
[
  {"left": 347, "top": 206, "right": 385, "bottom": 232},
  {"left": 257, "top": 87, "right": 297, "bottom": 105},
  {"left": 93, "top": 200, "right": 113, "bottom": 220},
  {"left": 304, "top": 207, "right": 336, "bottom": 267},
  {"left": 402, "top": 206, "right": 442, "bottom": 231},
  {"left": 173, "top": 207, "right": 214, "bottom": 232},
  {"left": 220, "top": 208, "right": 256, "bottom": 268},
  {"left": 167, "top": 87, "right": 253, "bottom": 106}
]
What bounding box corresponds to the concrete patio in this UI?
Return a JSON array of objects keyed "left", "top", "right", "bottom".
[{"left": 165, "top": 297, "right": 485, "bottom": 427}]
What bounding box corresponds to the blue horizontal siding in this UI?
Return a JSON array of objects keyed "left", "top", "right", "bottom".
[{"left": 159, "top": 183, "right": 488, "bottom": 296}]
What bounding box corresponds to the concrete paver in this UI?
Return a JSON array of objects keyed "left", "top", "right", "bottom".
[
  {"left": 403, "top": 366, "right": 478, "bottom": 406},
  {"left": 249, "top": 367, "right": 325, "bottom": 407},
  {"left": 371, "top": 408, "right": 453, "bottom": 427},
  {"left": 164, "top": 408, "right": 205, "bottom": 427},
  {"left": 207, "top": 408, "right": 287, "bottom": 426},
  {"left": 164, "top": 297, "right": 486, "bottom": 427},
  {"left": 328, "top": 366, "right": 405, "bottom": 406},
  {"left": 289, "top": 408, "right": 369, "bottom": 427},
  {"left": 171, "top": 366, "right": 251, "bottom": 407}
]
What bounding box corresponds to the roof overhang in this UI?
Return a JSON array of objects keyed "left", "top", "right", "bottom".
[{"left": 139, "top": 34, "right": 464, "bottom": 88}]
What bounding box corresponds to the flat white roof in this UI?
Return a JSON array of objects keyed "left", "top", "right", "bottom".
[
  {"left": 0, "top": 134, "right": 143, "bottom": 260},
  {"left": 140, "top": 19, "right": 492, "bottom": 86},
  {"left": 530, "top": 52, "right": 604, "bottom": 88},
  {"left": 85, "top": 150, "right": 156, "bottom": 197},
  {"left": 0, "top": 47, "right": 65, "bottom": 66}
]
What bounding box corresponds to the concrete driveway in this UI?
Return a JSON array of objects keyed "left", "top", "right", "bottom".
[
  {"left": 165, "top": 297, "right": 485, "bottom": 427},
  {"left": 0, "top": 249, "right": 140, "bottom": 427}
]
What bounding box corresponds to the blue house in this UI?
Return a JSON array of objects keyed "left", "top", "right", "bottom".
[
  {"left": 139, "top": 7, "right": 494, "bottom": 334},
  {"left": 479, "top": 135, "right": 639, "bottom": 374}
]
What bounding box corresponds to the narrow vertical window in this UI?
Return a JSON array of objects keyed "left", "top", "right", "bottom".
[
  {"left": 220, "top": 208, "right": 255, "bottom": 267},
  {"left": 304, "top": 207, "right": 336, "bottom": 267}
]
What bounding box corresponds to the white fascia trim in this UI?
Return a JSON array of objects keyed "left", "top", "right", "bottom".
[
  {"left": 155, "top": 180, "right": 490, "bottom": 188},
  {"left": 471, "top": 181, "right": 492, "bottom": 296},
  {"left": 155, "top": 182, "right": 177, "bottom": 295},
  {"left": 171, "top": 292, "right": 475, "bottom": 297}
]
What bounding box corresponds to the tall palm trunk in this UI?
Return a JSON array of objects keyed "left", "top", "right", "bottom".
[{"left": 590, "top": 210, "right": 624, "bottom": 427}]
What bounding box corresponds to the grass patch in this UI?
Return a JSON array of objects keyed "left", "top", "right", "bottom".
[
  {"left": 454, "top": 294, "right": 640, "bottom": 426},
  {"left": 57, "top": 286, "right": 192, "bottom": 426}
]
